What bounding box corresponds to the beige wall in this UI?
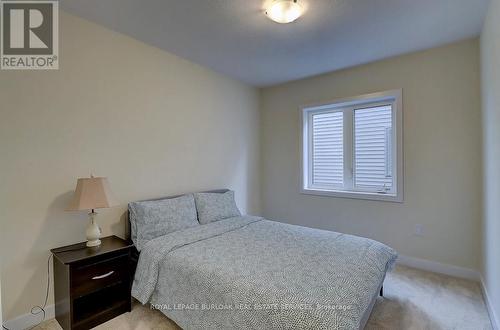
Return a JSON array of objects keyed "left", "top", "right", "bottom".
[
  {"left": 481, "top": 0, "right": 500, "bottom": 323},
  {"left": 260, "top": 39, "right": 482, "bottom": 270},
  {"left": 0, "top": 12, "right": 260, "bottom": 320}
]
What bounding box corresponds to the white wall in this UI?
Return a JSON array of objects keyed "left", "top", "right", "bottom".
[
  {"left": 0, "top": 269, "right": 2, "bottom": 327},
  {"left": 0, "top": 12, "right": 260, "bottom": 321},
  {"left": 480, "top": 0, "right": 500, "bottom": 325},
  {"left": 260, "top": 39, "right": 482, "bottom": 271}
]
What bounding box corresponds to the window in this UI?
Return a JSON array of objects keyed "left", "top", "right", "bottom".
[{"left": 301, "top": 90, "right": 403, "bottom": 202}]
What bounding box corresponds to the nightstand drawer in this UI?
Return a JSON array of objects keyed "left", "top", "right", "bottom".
[{"left": 72, "top": 255, "right": 128, "bottom": 297}]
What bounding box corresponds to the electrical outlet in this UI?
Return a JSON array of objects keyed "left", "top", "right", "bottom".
[{"left": 415, "top": 224, "right": 424, "bottom": 236}]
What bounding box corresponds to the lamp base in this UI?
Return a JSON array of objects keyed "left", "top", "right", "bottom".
[
  {"left": 86, "top": 211, "right": 102, "bottom": 247},
  {"left": 86, "top": 239, "right": 101, "bottom": 247}
]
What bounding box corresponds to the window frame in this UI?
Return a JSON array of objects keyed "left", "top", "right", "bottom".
[{"left": 300, "top": 89, "right": 403, "bottom": 202}]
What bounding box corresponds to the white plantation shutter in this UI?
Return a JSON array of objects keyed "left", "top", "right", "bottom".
[
  {"left": 385, "top": 127, "right": 393, "bottom": 177},
  {"left": 311, "top": 111, "right": 343, "bottom": 187},
  {"left": 354, "top": 105, "right": 393, "bottom": 191}
]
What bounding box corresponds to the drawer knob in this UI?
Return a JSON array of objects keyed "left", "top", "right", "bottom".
[{"left": 92, "top": 271, "right": 114, "bottom": 280}]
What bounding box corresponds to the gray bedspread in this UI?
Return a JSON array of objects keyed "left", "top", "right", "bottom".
[{"left": 132, "top": 216, "right": 397, "bottom": 330}]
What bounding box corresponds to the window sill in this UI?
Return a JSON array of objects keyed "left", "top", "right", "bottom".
[{"left": 300, "top": 188, "right": 403, "bottom": 203}]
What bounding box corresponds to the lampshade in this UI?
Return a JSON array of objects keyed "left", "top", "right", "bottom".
[{"left": 67, "top": 176, "right": 118, "bottom": 211}]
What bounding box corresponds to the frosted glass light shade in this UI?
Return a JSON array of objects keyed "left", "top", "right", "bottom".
[{"left": 266, "top": 0, "right": 303, "bottom": 24}]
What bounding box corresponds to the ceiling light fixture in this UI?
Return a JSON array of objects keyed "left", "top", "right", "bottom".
[{"left": 265, "top": 0, "right": 303, "bottom": 24}]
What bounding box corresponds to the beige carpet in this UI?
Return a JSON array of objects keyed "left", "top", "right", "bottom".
[{"left": 35, "top": 265, "right": 492, "bottom": 330}]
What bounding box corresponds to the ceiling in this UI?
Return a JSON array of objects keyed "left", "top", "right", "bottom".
[{"left": 61, "top": 0, "right": 490, "bottom": 87}]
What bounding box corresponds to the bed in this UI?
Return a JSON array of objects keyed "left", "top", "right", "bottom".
[{"left": 128, "top": 190, "right": 397, "bottom": 330}]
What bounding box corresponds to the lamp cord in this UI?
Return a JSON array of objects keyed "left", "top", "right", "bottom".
[{"left": 2, "top": 254, "right": 52, "bottom": 330}]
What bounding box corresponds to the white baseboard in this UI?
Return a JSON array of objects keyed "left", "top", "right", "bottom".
[
  {"left": 397, "top": 254, "right": 480, "bottom": 281},
  {"left": 3, "top": 304, "right": 54, "bottom": 330},
  {"left": 480, "top": 276, "right": 499, "bottom": 330}
]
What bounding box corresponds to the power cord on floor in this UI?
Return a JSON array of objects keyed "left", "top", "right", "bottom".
[{"left": 2, "top": 254, "right": 52, "bottom": 330}]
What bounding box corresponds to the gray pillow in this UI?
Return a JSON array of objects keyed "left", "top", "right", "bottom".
[
  {"left": 129, "top": 194, "right": 198, "bottom": 250},
  {"left": 194, "top": 191, "right": 241, "bottom": 225}
]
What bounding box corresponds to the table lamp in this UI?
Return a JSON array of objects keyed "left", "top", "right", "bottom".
[{"left": 67, "top": 175, "right": 118, "bottom": 247}]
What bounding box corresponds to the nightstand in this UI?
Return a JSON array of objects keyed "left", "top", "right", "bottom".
[{"left": 51, "top": 235, "right": 134, "bottom": 330}]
